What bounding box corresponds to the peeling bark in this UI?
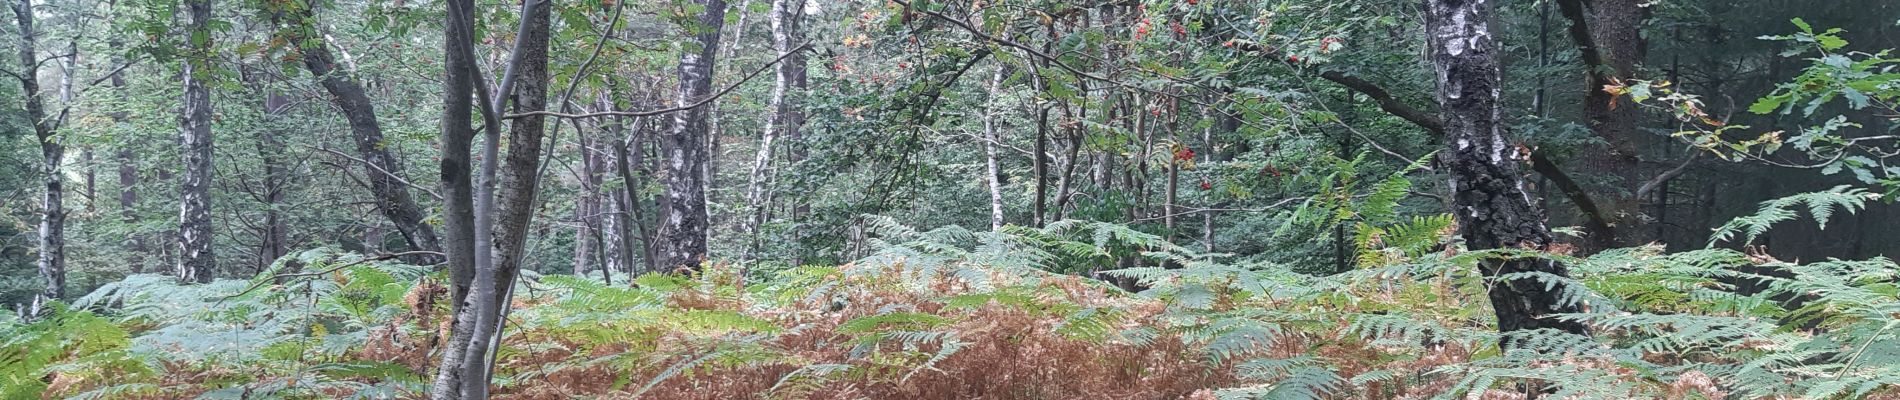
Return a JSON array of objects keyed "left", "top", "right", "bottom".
[
  {"left": 11, "top": 0, "right": 65, "bottom": 304},
  {"left": 984, "top": 65, "right": 1008, "bottom": 231},
  {"left": 656, "top": 0, "right": 727, "bottom": 272},
  {"left": 177, "top": 0, "right": 217, "bottom": 284},
  {"left": 745, "top": 0, "right": 806, "bottom": 257},
  {"left": 1424, "top": 0, "right": 1588, "bottom": 338}
]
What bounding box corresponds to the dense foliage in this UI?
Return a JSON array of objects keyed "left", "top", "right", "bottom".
[
  {"left": 9, "top": 207, "right": 1900, "bottom": 398},
  {"left": 3, "top": 0, "right": 1899, "bottom": 398}
]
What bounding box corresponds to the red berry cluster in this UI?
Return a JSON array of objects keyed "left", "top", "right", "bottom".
[{"left": 1173, "top": 147, "right": 1196, "bottom": 162}]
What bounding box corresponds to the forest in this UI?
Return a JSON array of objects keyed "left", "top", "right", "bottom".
[{"left": 2, "top": 0, "right": 1900, "bottom": 398}]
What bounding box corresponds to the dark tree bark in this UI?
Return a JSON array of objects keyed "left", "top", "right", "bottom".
[
  {"left": 259, "top": 85, "right": 291, "bottom": 270},
  {"left": 577, "top": 136, "right": 604, "bottom": 276},
  {"left": 1033, "top": 105, "right": 1049, "bottom": 227},
  {"left": 655, "top": 0, "right": 727, "bottom": 272},
  {"left": 458, "top": 0, "right": 554, "bottom": 394},
  {"left": 598, "top": 122, "right": 634, "bottom": 275},
  {"left": 119, "top": 146, "right": 141, "bottom": 272},
  {"left": 1424, "top": 0, "right": 1588, "bottom": 338},
  {"left": 1050, "top": 101, "right": 1084, "bottom": 221},
  {"left": 1557, "top": 0, "right": 1650, "bottom": 250},
  {"left": 108, "top": 34, "right": 142, "bottom": 274},
  {"left": 177, "top": 0, "right": 217, "bottom": 284},
  {"left": 615, "top": 115, "right": 658, "bottom": 275},
  {"left": 1204, "top": 108, "right": 1237, "bottom": 253},
  {"left": 11, "top": 0, "right": 65, "bottom": 305},
  {"left": 279, "top": 3, "right": 443, "bottom": 263}
]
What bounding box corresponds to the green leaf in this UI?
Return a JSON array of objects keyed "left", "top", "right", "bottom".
[
  {"left": 1818, "top": 34, "right": 1849, "bottom": 51},
  {"left": 1628, "top": 81, "right": 1653, "bottom": 104},
  {"left": 1843, "top": 87, "right": 1871, "bottom": 109},
  {"left": 1749, "top": 93, "right": 1789, "bottom": 114}
]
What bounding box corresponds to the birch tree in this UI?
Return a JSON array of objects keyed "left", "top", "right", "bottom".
[
  {"left": 177, "top": 0, "right": 216, "bottom": 283},
  {"left": 655, "top": 0, "right": 727, "bottom": 272},
  {"left": 1423, "top": 0, "right": 1588, "bottom": 338}
]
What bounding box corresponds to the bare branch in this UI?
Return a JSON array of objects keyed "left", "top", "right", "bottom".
[
  {"left": 307, "top": 145, "right": 444, "bottom": 201},
  {"left": 220, "top": 250, "right": 447, "bottom": 302},
  {"left": 1636, "top": 150, "right": 1700, "bottom": 199},
  {"left": 507, "top": 43, "right": 813, "bottom": 120}
]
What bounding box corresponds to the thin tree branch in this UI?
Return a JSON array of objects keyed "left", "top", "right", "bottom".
[
  {"left": 1229, "top": 41, "right": 1619, "bottom": 244},
  {"left": 1636, "top": 150, "right": 1700, "bottom": 199},
  {"left": 890, "top": 0, "right": 1240, "bottom": 118},
  {"left": 918, "top": 48, "right": 993, "bottom": 118},
  {"left": 1230, "top": 41, "right": 1444, "bottom": 132},
  {"left": 1555, "top": 0, "right": 1604, "bottom": 72},
  {"left": 1528, "top": 151, "right": 1617, "bottom": 248},
  {"left": 308, "top": 145, "right": 444, "bottom": 201},
  {"left": 219, "top": 250, "right": 447, "bottom": 301},
  {"left": 507, "top": 43, "right": 813, "bottom": 120},
  {"left": 1131, "top": 197, "right": 1310, "bottom": 223}
]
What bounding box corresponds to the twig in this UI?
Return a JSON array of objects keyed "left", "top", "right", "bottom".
[
  {"left": 506, "top": 43, "right": 813, "bottom": 120},
  {"left": 307, "top": 145, "right": 444, "bottom": 201},
  {"left": 219, "top": 250, "right": 447, "bottom": 302},
  {"left": 1636, "top": 150, "right": 1700, "bottom": 199},
  {"left": 1131, "top": 197, "right": 1310, "bottom": 223}
]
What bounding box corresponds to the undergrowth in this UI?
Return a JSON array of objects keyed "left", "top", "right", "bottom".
[{"left": 6, "top": 199, "right": 1900, "bottom": 399}]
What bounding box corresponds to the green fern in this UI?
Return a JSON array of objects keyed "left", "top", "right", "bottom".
[{"left": 1709, "top": 185, "right": 1876, "bottom": 246}]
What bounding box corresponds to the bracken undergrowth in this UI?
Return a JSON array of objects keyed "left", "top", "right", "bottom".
[{"left": 7, "top": 210, "right": 1900, "bottom": 399}]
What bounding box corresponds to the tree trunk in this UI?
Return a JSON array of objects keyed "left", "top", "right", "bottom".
[
  {"left": 1050, "top": 103, "right": 1084, "bottom": 221},
  {"left": 1556, "top": 0, "right": 1649, "bottom": 250},
  {"left": 577, "top": 134, "right": 608, "bottom": 277},
  {"left": 984, "top": 65, "right": 1007, "bottom": 231},
  {"left": 1164, "top": 99, "right": 1179, "bottom": 238},
  {"left": 599, "top": 159, "right": 630, "bottom": 277},
  {"left": 656, "top": 0, "right": 727, "bottom": 272},
  {"left": 616, "top": 117, "right": 657, "bottom": 275},
  {"left": 60, "top": 41, "right": 86, "bottom": 219},
  {"left": 428, "top": 0, "right": 483, "bottom": 396},
  {"left": 104, "top": 35, "right": 142, "bottom": 274},
  {"left": 118, "top": 153, "right": 140, "bottom": 272},
  {"left": 448, "top": 0, "right": 554, "bottom": 394},
  {"left": 574, "top": 154, "right": 599, "bottom": 277},
  {"left": 282, "top": 4, "right": 444, "bottom": 263},
  {"left": 177, "top": 0, "right": 217, "bottom": 284},
  {"left": 592, "top": 135, "right": 632, "bottom": 275},
  {"left": 745, "top": 0, "right": 805, "bottom": 257},
  {"left": 11, "top": 0, "right": 64, "bottom": 305},
  {"left": 1204, "top": 108, "right": 1236, "bottom": 253},
  {"left": 1424, "top": 0, "right": 1588, "bottom": 338},
  {"left": 259, "top": 86, "right": 291, "bottom": 270}
]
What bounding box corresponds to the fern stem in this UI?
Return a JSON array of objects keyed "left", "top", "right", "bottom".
[{"left": 1835, "top": 319, "right": 1899, "bottom": 381}]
